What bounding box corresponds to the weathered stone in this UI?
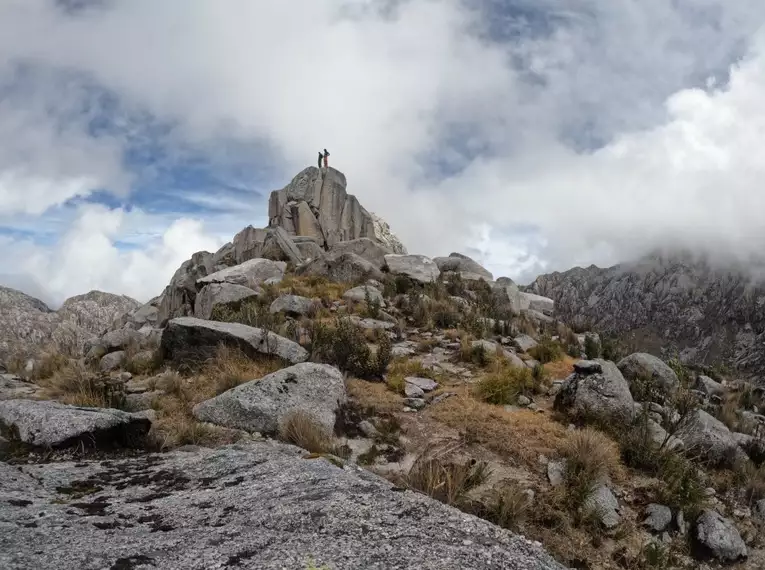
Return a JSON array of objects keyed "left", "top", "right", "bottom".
[
  {"left": 349, "top": 316, "right": 395, "bottom": 330},
  {"left": 160, "top": 317, "right": 308, "bottom": 366},
  {"left": 518, "top": 292, "right": 555, "bottom": 316},
  {"left": 293, "top": 236, "right": 325, "bottom": 262},
  {"left": 193, "top": 363, "right": 345, "bottom": 434},
  {"left": 371, "top": 212, "right": 407, "bottom": 254},
  {"left": 405, "top": 377, "right": 438, "bottom": 392},
  {"left": 695, "top": 375, "right": 725, "bottom": 396},
  {"left": 583, "top": 484, "right": 620, "bottom": 528},
  {"left": 197, "top": 258, "right": 286, "bottom": 290},
  {"left": 331, "top": 238, "right": 391, "bottom": 269},
  {"left": 384, "top": 254, "right": 440, "bottom": 283},
  {"left": 0, "top": 374, "right": 43, "bottom": 400},
  {"left": 513, "top": 335, "right": 538, "bottom": 353},
  {"left": 574, "top": 360, "right": 603, "bottom": 374},
  {"left": 547, "top": 460, "right": 566, "bottom": 487},
  {"left": 434, "top": 253, "right": 493, "bottom": 281},
  {"left": 554, "top": 360, "right": 635, "bottom": 422},
  {"left": 404, "top": 397, "right": 426, "bottom": 410},
  {"left": 99, "top": 350, "right": 126, "bottom": 372},
  {"left": 643, "top": 504, "right": 673, "bottom": 532},
  {"left": 405, "top": 383, "right": 425, "bottom": 398},
  {"left": 194, "top": 282, "right": 260, "bottom": 320},
  {"left": 158, "top": 251, "right": 217, "bottom": 324},
  {"left": 343, "top": 285, "right": 383, "bottom": 304},
  {"left": 269, "top": 294, "right": 316, "bottom": 317},
  {"left": 753, "top": 499, "right": 765, "bottom": 522},
  {"left": 299, "top": 251, "right": 383, "bottom": 283},
  {"left": 261, "top": 226, "right": 304, "bottom": 265},
  {"left": 676, "top": 409, "right": 745, "bottom": 466},
  {"left": 618, "top": 353, "right": 679, "bottom": 398},
  {"left": 124, "top": 391, "right": 163, "bottom": 412},
  {"left": 85, "top": 327, "right": 144, "bottom": 360},
  {"left": 0, "top": 399, "right": 150, "bottom": 448},
  {"left": 693, "top": 509, "right": 747, "bottom": 562},
  {"left": 0, "top": 441, "right": 564, "bottom": 570}
]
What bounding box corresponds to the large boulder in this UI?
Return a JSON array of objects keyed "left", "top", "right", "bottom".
[
  {"left": 193, "top": 363, "right": 345, "bottom": 434},
  {"left": 269, "top": 294, "right": 316, "bottom": 317},
  {"left": 675, "top": 409, "right": 746, "bottom": 466},
  {"left": 194, "top": 283, "right": 260, "bottom": 320},
  {"left": 259, "top": 226, "right": 304, "bottom": 265},
  {"left": 0, "top": 399, "right": 150, "bottom": 448},
  {"left": 298, "top": 251, "right": 383, "bottom": 283},
  {"left": 434, "top": 253, "right": 493, "bottom": 281},
  {"left": 85, "top": 326, "right": 144, "bottom": 361},
  {"left": 693, "top": 510, "right": 747, "bottom": 562},
  {"left": 384, "top": 254, "right": 440, "bottom": 283},
  {"left": 157, "top": 251, "right": 217, "bottom": 324},
  {"left": 0, "top": 442, "right": 565, "bottom": 570},
  {"left": 160, "top": 317, "right": 308, "bottom": 365},
  {"left": 0, "top": 374, "right": 44, "bottom": 400},
  {"left": 371, "top": 212, "right": 407, "bottom": 254},
  {"left": 518, "top": 292, "right": 555, "bottom": 316},
  {"left": 343, "top": 285, "right": 384, "bottom": 304},
  {"left": 554, "top": 359, "right": 635, "bottom": 422},
  {"left": 617, "top": 353, "right": 680, "bottom": 398},
  {"left": 293, "top": 236, "right": 325, "bottom": 262},
  {"left": 197, "top": 258, "right": 286, "bottom": 290},
  {"left": 330, "top": 238, "right": 391, "bottom": 268}
]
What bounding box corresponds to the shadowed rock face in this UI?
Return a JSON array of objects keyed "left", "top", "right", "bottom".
[
  {"left": 0, "top": 441, "right": 566, "bottom": 570},
  {"left": 528, "top": 252, "right": 765, "bottom": 377}
]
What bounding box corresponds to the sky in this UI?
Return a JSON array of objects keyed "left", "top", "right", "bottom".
[{"left": 2, "top": 0, "right": 765, "bottom": 307}]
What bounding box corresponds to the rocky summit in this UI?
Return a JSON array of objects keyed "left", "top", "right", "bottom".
[{"left": 3, "top": 166, "right": 765, "bottom": 570}]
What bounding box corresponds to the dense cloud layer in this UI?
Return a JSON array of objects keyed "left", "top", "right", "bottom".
[{"left": 1, "top": 0, "right": 765, "bottom": 304}]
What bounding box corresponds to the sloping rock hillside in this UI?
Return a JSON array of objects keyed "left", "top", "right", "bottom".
[
  {"left": 1, "top": 441, "right": 564, "bottom": 570},
  {"left": 0, "top": 286, "right": 140, "bottom": 363},
  {"left": 529, "top": 252, "right": 765, "bottom": 377}
]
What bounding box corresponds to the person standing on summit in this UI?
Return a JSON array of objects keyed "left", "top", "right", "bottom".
[
  {"left": 323, "top": 148, "right": 330, "bottom": 168},
  {"left": 318, "top": 151, "right": 323, "bottom": 169}
]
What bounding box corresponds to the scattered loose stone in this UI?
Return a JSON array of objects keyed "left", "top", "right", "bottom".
[
  {"left": 694, "top": 509, "right": 747, "bottom": 562},
  {"left": 405, "top": 377, "right": 438, "bottom": 392},
  {"left": 643, "top": 504, "right": 673, "bottom": 532}
]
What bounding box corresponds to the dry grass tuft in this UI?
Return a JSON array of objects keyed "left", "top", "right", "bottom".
[
  {"left": 40, "top": 360, "right": 122, "bottom": 408},
  {"left": 429, "top": 390, "right": 569, "bottom": 465},
  {"left": 385, "top": 358, "right": 435, "bottom": 394},
  {"left": 484, "top": 482, "right": 532, "bottom": 531},
  {"left": 277, "top": 275, "right": 347, "bottom": 303},
  {"left": 279, "top": 410, "right": 334, "bottom": 454},
  {"left": 543, "top": 355, "right": 576, "bottom": 380},
  {"left": 202, "top": 344, "right": 282, "bottom": 396},
  {"left": 473, "top": 363, "right": 534, "bottom": 405},
  {"left": 403, "top": 444, "right": 491, "bottom": 506},
  {"left": 347, "top": 378, "right": 403, "bottom": 415}
]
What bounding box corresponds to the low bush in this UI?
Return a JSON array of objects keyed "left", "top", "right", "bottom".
[
  {"left": 484, "top": 483, "right": 531, "bottom": 530},
  {"left": 309, "top": 318, "right": 391, "bottom": 379},
  {"left": 385, "top": 358, "right": 434, "bottom": 394},
  {"left": 557, "top": 428, "right": 623, "bottom": 510},
  {"left": 211, "top": 298, "right": 285, "bottom": 332},
  {"left": 584, "top": 335, "right": 600, "bottom": 360},
  {"left": 528, "top": 338, "right": 564, "bottom": 364},
  {"left": 404, "top": 448, "right": 491, "bottom": 507},
  {"left": 473, "top": 365, "right": 534, "bottom": 405},
  {"left": 279, "top": 410, "right": 334, "bottom": 454}
]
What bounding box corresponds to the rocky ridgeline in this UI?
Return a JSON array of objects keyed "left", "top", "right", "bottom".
[
  {"left": 0, "top": 287, "right": 140, "bottom": 366},
  {"left": 529, "top": 252, "right": 765, "bottom": 379},
  {"left": 5, "top": 167, "right": 765, "bottom": 569}
]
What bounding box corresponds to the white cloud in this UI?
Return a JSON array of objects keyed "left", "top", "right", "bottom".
[
  {"left": 2, "top": 0, "right": 765, "bottom": 302},
  {"left": 0, "top": 204, "right": 225, "bottom": 307}
]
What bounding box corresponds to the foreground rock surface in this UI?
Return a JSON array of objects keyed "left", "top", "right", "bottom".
[
  {"left": 160, "top": 317, "right": 308, "bottom": 365},
  {"left": 0, "top": 441, "right": 565, "bottom": 570},
  {"left": 693, "top": 509, "right": 747, "bottom": 562},
  {"left": 193, "top": 363, "right": 345, "bottom": 434},
  {"left": 0, "top": 399, "right": 150, "bottom": 448}
]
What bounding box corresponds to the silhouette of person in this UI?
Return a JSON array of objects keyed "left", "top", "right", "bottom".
[
  {"left": 318, "top": 151, "right": 323, "bottom": 169},
  {"left": 323, "top": 149, "right": 330, "bottom": 168}
]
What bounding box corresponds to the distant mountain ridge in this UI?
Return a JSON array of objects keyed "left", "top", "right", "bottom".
[{"left": 528, "top": 251, "right": 765, "bottom": 378}]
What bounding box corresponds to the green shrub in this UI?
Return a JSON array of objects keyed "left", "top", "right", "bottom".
[
  {"left": 474, "top": 366, "right": 534, "bottom": 405},
  {"left": 363, "top": 287, "right": 382, "bottom": 319},
  {"left": 584, "top": 335, "right": 600, "bottom": 359},
  {"left": 528, "top": 338, "right": 563, "bottom": 364},
  {"left": 431, "top": 300, "right": 460, "bottom": 329},
  {"left": 309, "top": 318, "right": 391, "bottom": 379},
  {"left": 211, "top": 298, "right": 284, "bottom": 331},
  {"left": 558, "top": 428, "right": 622, "bottom": 511}
]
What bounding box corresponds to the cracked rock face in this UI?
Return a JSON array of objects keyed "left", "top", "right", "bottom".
[{"left": 0, "top": 441, "right": 565, "bottom": 570}]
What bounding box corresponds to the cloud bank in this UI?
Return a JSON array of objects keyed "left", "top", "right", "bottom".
[{"left": 1, "top": 0, "right": 765, "bottom": 305}]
